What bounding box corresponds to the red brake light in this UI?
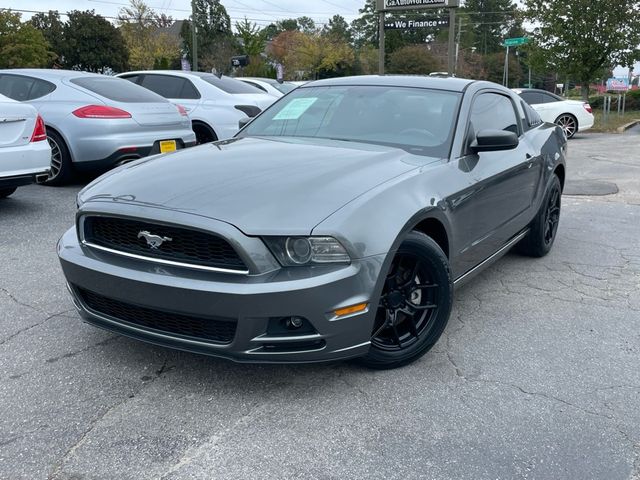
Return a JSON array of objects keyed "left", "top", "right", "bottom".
[
  {"left": 72, "top": 105, "right": 131, "bottom": 119},
  {"left": 176, "top": 104, "right": 188, "bottom": 117},
  {"left": 30, "top": 115, "right": 47, "bottom": 142},
  {"left": 583, "top": 103, "right": 592, "bottom": 114}
]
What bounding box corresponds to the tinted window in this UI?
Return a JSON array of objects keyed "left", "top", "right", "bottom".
[
  {"left": 240, "top": 85, "right": 461, "bottom": 157},
  {"left": 242, "top": 80, "right": 268, "bottom": 93},
  {"left": 519, "top": 91, "right": 544, "bottom": 105},
  {"left": 120, "top": 74, "right": 141, "bottom": 84},
  {"left": 140, "top": 74, "right": 185, "bottom": 98},
  {"left": 539, "top": 92, "right": 561, "bottom": 103},
  {"left": 0, "top": 74, "right": 55, "bottom": 101},
  {"left": 70, "top": 76, "right": 164, "bottom": 103},
  {"left": 470, "top": 93, "right": 518, "bottom": 136},
  {"left": 195, "top": 74, "right": 264, "bottom": 94}
]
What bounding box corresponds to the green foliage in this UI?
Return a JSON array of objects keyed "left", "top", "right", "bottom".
[
  {"left": 61, "top": 10, "right": 128, "bottom": 72},
  {"left": 0, "top": 10, "right": 53, "bottom": 68},
  {"left": 322, "top": 15, "right": 352, "bottom": 44},
  {"left": 236, "top": 17, "right": 266, "bottom": 57},
  {"left": 590, "top": 89, "right": 640, "bottom": 110},
  {"left": 525, "top": 0, "right": 640, "bottom": 100},
  {"left": 387, "top": 45, "right": 442, "bottom": 74},
  {"left": 30, "top": 11, "right": 64, "bottom": 67},
  {"left": 118, "top": 0, "right": 180, "bottom": 70},
  {"left": 180, "top": 0, "right": 239, "bottom": 73},
  {"left": 459, "top": 0, "right": 522, "bottom": 55}
]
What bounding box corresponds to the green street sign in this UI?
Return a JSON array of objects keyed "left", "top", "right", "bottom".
[{"left": 503, "top": 37, "right": 528, "bottom": 47}]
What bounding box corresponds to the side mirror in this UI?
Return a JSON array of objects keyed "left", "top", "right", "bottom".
[
  {"left": 470, "top": 129, "right": 519, "bottom": 153},
  {"left": 238, "top": 117, "right": 251, "bottom": 129}
]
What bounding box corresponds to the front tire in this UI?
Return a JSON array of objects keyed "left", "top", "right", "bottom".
[
  {"left": 358, "top": 232, "right": 453, "bottom": 369},
  {"left": 0, "top": 187, "right": 17, "bottom": 199},
  {"left": 518, "top": 175, "right": 562, "bottom": 257},
  {"left": 192, "top": 122, "right": 217, "bottom": 145}
]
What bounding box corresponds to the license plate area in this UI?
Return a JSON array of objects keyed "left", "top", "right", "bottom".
[{"left": 159, "top": 140, "right": 177, "bottom": 153}]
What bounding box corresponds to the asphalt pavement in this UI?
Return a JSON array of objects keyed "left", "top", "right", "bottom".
[{"left": 1, "top": 131, "right": 639, "bottom": 479}]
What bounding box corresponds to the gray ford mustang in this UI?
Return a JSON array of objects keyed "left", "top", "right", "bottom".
[{"left": 58, "top": 76, "right": 567, "bottom": 369}]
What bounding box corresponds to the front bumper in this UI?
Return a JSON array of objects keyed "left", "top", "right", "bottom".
[{"left": 57, "top": 223, "right": 385, "bottom": 364}]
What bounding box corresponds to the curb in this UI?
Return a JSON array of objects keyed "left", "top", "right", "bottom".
[{"left": 617, "top": 120, "right": 640, "bottom": 133}]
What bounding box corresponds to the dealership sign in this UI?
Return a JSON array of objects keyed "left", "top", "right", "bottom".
[
  {"left": 606, "top": 77, "right": 629, "bottom": 91},
  {"left": 384, "top": 17, "right": 449, "bottom": 29},
  {"left": 377, "top": 0, "right": 459, "bottom": 11}
]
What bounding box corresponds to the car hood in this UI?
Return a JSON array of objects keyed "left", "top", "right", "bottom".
[{"left": 79, "top": 137, "right": 424, "bottom": 235}]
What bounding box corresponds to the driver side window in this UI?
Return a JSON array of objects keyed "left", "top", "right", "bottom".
[{"left": 469, "top": 93, "right": 519, "bottom": 140}]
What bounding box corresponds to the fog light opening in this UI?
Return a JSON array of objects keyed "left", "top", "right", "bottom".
[{"left": 286, "top": 316, "right": 304, "bottom": 329}]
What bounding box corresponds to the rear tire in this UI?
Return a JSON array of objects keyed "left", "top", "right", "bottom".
[
  {"left": 192, "top": 122, "right": 217, "bottom": 145},
  {"left": 358, "top": 231, "right": 453, "bottom": 369},
  {"left": 43, "top": 129, "right": 74, "bottom": 186},
  {"left": 517, "top": 175, "right": 562, "bottom": 257},
  {"left": 0, "top": 187, "right": 17, "bottom": 199},
  {"left": 555, "top": 114, "right": 577, "bottom": 139}
]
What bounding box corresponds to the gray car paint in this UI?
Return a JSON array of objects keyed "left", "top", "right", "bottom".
[{"left": 58, "top": 76, "right": 567, "bottom": 363}]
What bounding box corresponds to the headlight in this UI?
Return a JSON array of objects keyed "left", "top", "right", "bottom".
[{"left": 263, "top": 236, "right": 350, "bottom": 266}]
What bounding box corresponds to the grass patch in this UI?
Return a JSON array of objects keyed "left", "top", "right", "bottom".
[{"left": 589, "top": 110, "right": 640, "bottom": 133}]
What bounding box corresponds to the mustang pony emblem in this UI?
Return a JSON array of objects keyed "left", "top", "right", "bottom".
[{"left": 137, "top": 230, "right": 172, "bottom": 249}]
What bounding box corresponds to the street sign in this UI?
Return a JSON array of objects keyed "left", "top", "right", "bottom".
[
  {"left": 384, "top": 17, "right": 449, "bottom": 29},
  {"left": 231, "top": 55, "right": 249, "bottom": 68},
  {"left": 377, "top": 0, "right": 459, "bottom": 11},
  {"left": 503, "top": 37, "right": 528, "bottom": 47}
]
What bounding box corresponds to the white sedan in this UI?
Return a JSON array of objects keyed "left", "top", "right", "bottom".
[
  {"left": 117, "top": 71, "right": 276, "bottom": 144},
  {"left": 513, "top": 88, "right": 594, "bottom": 138},
  {"left": 0, "top": 93, "right": 50, "bottom": 198}
]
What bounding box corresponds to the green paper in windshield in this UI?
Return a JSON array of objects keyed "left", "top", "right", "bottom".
[{"left": 273, "top": 98, "right": 317, "bottom": 120}]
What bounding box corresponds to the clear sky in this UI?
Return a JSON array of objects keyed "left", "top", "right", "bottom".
[{"left": 5, "top": 0, "right": 365, "bottom": 27}]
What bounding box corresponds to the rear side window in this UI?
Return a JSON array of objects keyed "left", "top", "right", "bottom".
[
  {"left": 138, "top": 74, "right": 201, "bottom": 99},
  {"left": 70, "top": 76, "right": 165, "bottom": 103},
  {"left": 470, "top": 93, "right": 519, "bottom": 136},
  {"left": 197, "top": 74, "right": 263, "bottom": 94},
  {"left": 519, "top": 91, "right": 544, "bottom": 105},
  {"left": 539, "top": 92, "right": 561, "bottom": 103},
  {"left": 242, "top": 80, "right": 268, "bottom": 93},
  {"left": 0, "top": 74, "right": 55, "bottom": 101}
]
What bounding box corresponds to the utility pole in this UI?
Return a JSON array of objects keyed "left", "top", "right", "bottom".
[
  {"left": 378, "top": 10, "right": 385, "bottom": 75},
  {"left": 191, "top": 0, "right": 198, "bottom": 71},
  {"left": 454, "top": 16, "right": 463, "bottom": 75},
  {"left": 447, "top": 7, "right": 456, "bottom": 76}
]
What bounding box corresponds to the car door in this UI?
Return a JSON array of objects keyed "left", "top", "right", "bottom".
[{"left": 449, "top": 90, "right": 541, "bottom": 274}]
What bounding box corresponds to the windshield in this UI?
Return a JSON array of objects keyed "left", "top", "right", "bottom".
[
  {"left": 239, "top": 85, "right": 461, "bottom": 157},
  {"left": 272, "top": 82, "right": 297, "bottom": 94}
]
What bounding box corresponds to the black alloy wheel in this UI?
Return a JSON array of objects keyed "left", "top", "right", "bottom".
[
  {"left": 359, "top": 232, "right": 452, "bottom": 369},
  {"left": 517, "top": 175, "right": 562, "bottom": 257},
  {"left": 555, "top": 114, "right": 577, "bottom": 139}
]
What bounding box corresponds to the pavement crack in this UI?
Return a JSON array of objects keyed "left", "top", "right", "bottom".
[
  {"left": 0, "top": 286, "right": 48, "bottom": 315},
  {"left": 0, "top": 309, "right": 76, "bottom": 346},
  {"left": 45, "top": 336, "right": 120, "bottom": 364},
  {"left": 158, "top": 402, "right": 270, "bottom": 479},
  {"left": 48, "top": 356, "right": 173, "bottom": 479}
]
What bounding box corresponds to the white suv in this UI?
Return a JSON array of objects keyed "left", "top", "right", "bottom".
[
  {"left": 118, "top": 71, "right": 277, "bottom": 144},
  {"left": 0, "top": 93, "right": 50, "bottom": 198}
]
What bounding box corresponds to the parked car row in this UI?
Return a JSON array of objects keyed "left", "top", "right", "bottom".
[{"left": 0, "top": 69, "right": 281, "bottom": 186}]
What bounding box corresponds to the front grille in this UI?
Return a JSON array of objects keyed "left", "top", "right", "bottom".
[
  {"left": 77, "top": 287, "right": 237, "bottom": 344},
  {"left": 83, "top": 216, "right": 247, "bottom": 272}
]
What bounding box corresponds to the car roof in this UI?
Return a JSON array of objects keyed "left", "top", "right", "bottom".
[
  {"left": 304, "top": 75, "right": 476, "bottom": 92},
  {"left": 0, "top": 69, "right": 103, "bottom": 80},
  {"left": 120, "top": 70, "right": 227, "bottom": 80}
]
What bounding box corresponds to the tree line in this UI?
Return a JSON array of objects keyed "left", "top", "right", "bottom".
[{"left": 1, "top": 0, "right": 638, "bottom": 99}]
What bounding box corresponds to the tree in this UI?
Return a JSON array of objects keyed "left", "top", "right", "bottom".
[
  {"left": 235, "top": 18, "right": 271, "bottom": 77},
  {"left": 0, "top": 10, "right": 53, "bottom": 68},
  {"left": 30, "top": 10, "right": 64, "bottom": 66},
  {"left": 118, "top": 0, "right": 180, "bottom": 70},
  {"left": 61, "top": 10, "right": 128, "bottom": 72},
  {"left": 387, "top": 45, "right": 442, "bottom": 74},
  {"left": 351, "top": 0, "right": 377, "bottom": 48},
  {"left": 322, "top": 14, "right": 352, "bottom": 44},
  {"left": 460, "top": 0, "right": 522, "bottom": 55},
  {"left": 180, "top": 0, "right": 238, "bottom": 73},
  {"left": 525, "top": 0, "right": 640, "bottom": 100}
]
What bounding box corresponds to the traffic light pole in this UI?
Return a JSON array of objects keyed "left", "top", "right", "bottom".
[
  {"left": 379, "top": 11, "right": 385, "bottom": 75},
  {"left": 191, "top": 0, "right": 198, "bottom": 72}
]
